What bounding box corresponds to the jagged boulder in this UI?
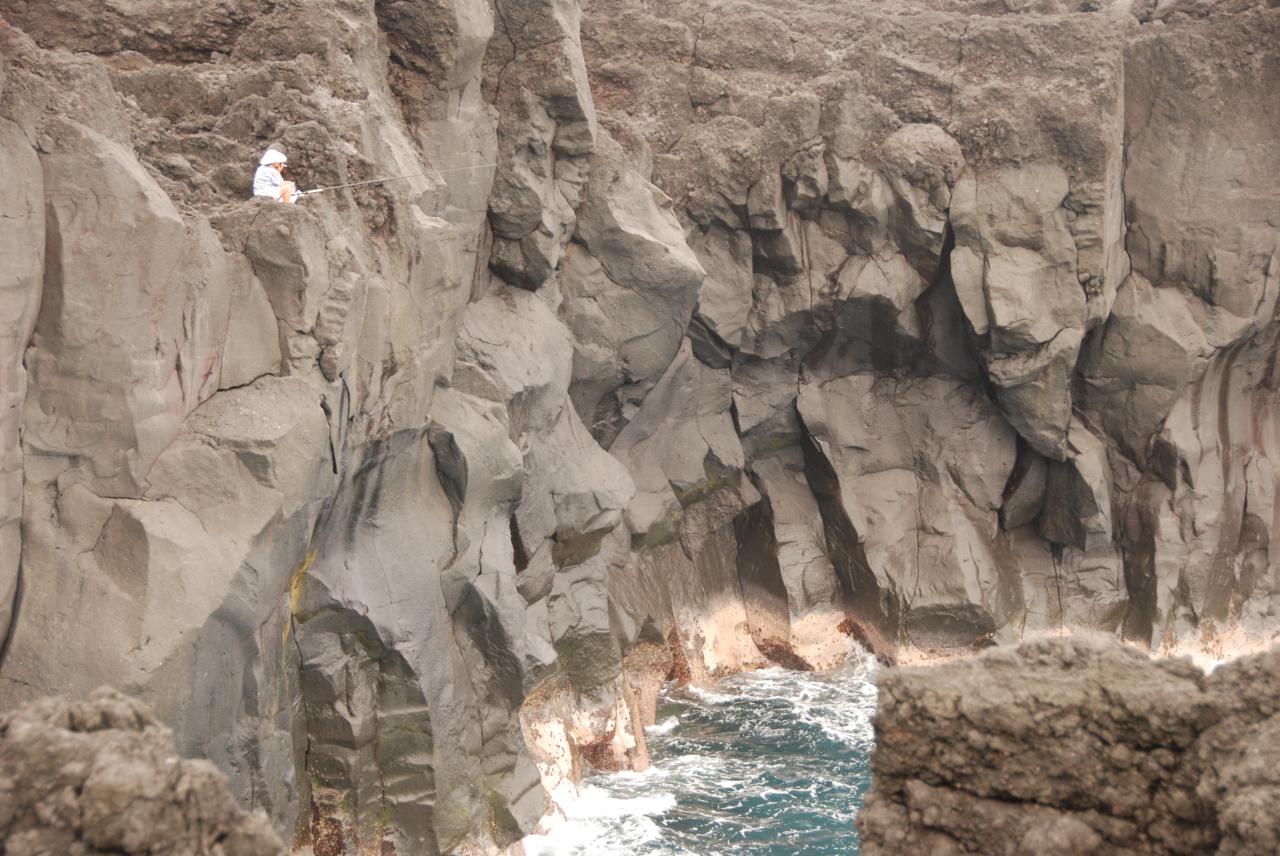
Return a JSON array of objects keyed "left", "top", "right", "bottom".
[
  {"left": 859, "top": 636, "right": 1280, "bottom": 855},
  {"left": 0, "top": 688, "right": 284, "bottom": 856}
]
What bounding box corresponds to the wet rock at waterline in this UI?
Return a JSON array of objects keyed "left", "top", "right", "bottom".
[
  {"left": 526, "top": 655, "right": 880, "bottom": 855},
  {"left": 859, "top": 636, "right": 1280, "bottom": 855},
  {"left": 0, "top": 0, "right": 1278, "bottom": 852}
]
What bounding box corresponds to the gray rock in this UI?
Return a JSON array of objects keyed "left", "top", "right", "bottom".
[
  {"left": 1, "top": 0, "right": 1278, "bottom": 851},
  {"left": 1039, "top": 419, "right": 1114, "bottom": 552},
  {"left": 798, "top": 373, "right": 1018, "bottom": 647},
  {"left": 217, "top": 265, "right": 282, "bottom": 390},
  {"left": 690, "top": 225, "right": 755, "bottom": 350},
  {"left": 557, "top": 131, "right": 705, "bottom": 441},
  {"left": 486, "top": 0, "right": 598, "bottom": 289},
  {"left": 1000, "top": 446, "right": 1048, "bottom": 532},
  {"left": 952, "top": 164, "right": 1088, "bottom": 460},
  {"left": 23, "top": 118, "right": 226, "bottom": 497},
  {"left": 0, "top": 687, "right": 284, "bottom": 855},
  {"left": 1079, "top": 273, "right": 1215, "bottom": 462},
  {"left": 750, "top": 451, "right": 841, "bottom": 618},
  {"left": 859, "top": 636, "right": 1280, "bottom": 855},
  {"left": 1093, "top": 8, "right": 1280, "bottom": 646},
  {"left": 611, "top": 341, "right": 742, "bottom": 539},
  {"left": 0, "top": 117, "right": 43, "bottom": 647}
]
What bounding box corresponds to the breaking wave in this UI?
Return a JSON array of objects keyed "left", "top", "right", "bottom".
[{"left": 529, "top": 648, "right": 879, "bottom": 855}]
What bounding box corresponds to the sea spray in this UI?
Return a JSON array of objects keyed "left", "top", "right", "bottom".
[{"left": 529, "top": 649, "right": 879, "bottom": 855}]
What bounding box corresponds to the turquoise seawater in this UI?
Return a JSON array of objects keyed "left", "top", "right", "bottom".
[{"left": 526, "top": 651, "right": 879, "bottom": 854}]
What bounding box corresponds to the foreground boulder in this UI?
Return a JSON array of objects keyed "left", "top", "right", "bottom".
[
  {"left": 859, "top": 636, "right": 1280, "bottom": 855},
  {"left": 0, "top": 688, "right": 284, "bottom": 856}
]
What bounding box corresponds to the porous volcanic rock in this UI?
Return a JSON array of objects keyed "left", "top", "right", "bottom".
[
  {"left": 859, "top": 636, "right": 1280, "bottom": 855},
  {"left": 0, "top": 688, "right": 284, "bottom": 856}
]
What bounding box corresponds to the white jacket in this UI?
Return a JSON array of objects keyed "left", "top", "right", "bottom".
[{"left": 253, "top": 164, "right": 284, "bottom": 199}]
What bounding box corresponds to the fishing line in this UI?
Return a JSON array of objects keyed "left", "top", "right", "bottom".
[{"left": 302, "top": 162, "right": 498, "bottom": 196}]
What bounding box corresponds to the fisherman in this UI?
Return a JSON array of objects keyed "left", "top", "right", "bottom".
[
  {"left": 259, "top": 162, "right": 459, "bottom": 199},
  {"left": 252, "top": 148, "right": 300, "bottom": 203}
]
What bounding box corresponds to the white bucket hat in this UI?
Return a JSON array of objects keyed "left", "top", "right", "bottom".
[{"left": 259, "top": 149, "right": 288, "bottom": 166}]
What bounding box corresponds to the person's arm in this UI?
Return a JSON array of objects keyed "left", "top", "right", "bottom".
[{"left": 280, "top": 181, "right": 293, "bottom": 204}]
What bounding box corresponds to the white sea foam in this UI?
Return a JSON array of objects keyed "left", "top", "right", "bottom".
[
  {"left": 566, "top": 785, "right": 677, "bottom": 819},
  {"left": 715, "top": 648, "right": 879, "bottom": 749},
  {"left": 684, "top": 684, "right": 734, "bottom": 704},
  {"left": 528, "top": 648, "right": 879, "bottom": 854},
  {"left": 521, "top": 785, "right": 680, "bottom": 856},
  {"left": 646, "top": 716, "right": 680, "bottom": 735}
]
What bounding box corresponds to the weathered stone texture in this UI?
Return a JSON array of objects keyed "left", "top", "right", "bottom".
[
  {"left": 859, "top": 636, "right": 1280, "bottom": 855},
  {"left": 0, "top": 688, "right": 284, "bottom": 855}
]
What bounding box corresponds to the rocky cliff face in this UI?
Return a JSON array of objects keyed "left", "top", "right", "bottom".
[
  {"left": 0, "top": 0, "right": 1277, "bottom": 852},
  {"left": 859, "top": 636, "right": 1280, "bottom": 855}
]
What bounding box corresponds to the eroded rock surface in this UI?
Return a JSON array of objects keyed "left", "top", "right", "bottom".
[
  {"left": 0, "top": 688, "right": 284, "bottom": 856},
  {"left": 0, "top": 0, "right": 1277, "bottom": 852},
  {"left": 859, "top": 636, "right": 1280, "bottom": 855}
]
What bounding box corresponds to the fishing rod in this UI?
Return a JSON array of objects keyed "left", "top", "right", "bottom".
[{"left": 300, "top": 163, "right": 498, "bottom": 196}]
